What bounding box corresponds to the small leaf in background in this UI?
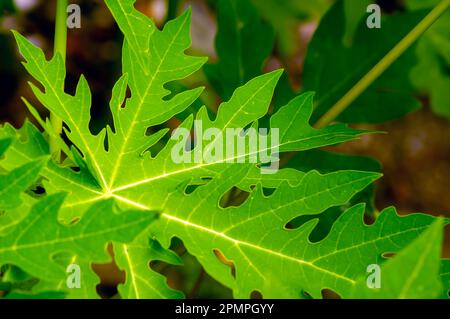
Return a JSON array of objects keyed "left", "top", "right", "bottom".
[
  {"left": 0, "top": 0, "right": 14, "bottom": 16},
  {"left": 304, "top": 1, "right": 423, "bottom": 124},
  {"left": 405, "top": 0, "right": 450, "bottom": 120},
  {"left": 250, "top": 0, "right": 331, "bottom": 57},
  {"left": 205, "top": 0, "right": 275, "bottom": 101}
]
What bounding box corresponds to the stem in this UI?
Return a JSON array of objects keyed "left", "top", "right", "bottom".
[
  {"left": 50, "top": 0, "right": 68, "bottom": 162},
  {"left": 315, "top": 0, "right": 450, "bottom": 129}
]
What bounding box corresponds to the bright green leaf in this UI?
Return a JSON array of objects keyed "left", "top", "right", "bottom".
[{"left": 351, "top": 219, "right": 445, "bottom": 298}]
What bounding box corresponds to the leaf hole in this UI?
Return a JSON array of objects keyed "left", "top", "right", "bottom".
[
  {"left": 69, "top": 217, "right": 80, "bottom": 225},
  {"left": 183, "top": 177, "right": 213, "bottom": 195},
  {"left": 184, "top": 184, "right": 201, "bottom": 195},
  {"left": 122, "top": 87, "right": 131, "bottom": 109},
  {"left": 162, "top": 81, "right": 178, "bottom": 102},
  {"left": 142, "top": 130, "right": 168, "bottom": 158},
  {"left": 301, "top": 290, "right": 313, "bottom": 299},
  {"left": 321, "top": 288, "right": 341, "bottom": 299},
  {"left": 250, "top": 290, "right": 263, "bottom": 299},
  {"left": 213, "top": 249, "right": 236, "bottom": 279},
  {"left": 103, "top": 132, "right": 109, "bottom": 152},
  {"left": 381, "top": 252, "right": 396, "bottom": 259},
  {"left": 262, "top": 187, "right": 276, "bottom": 197},
  {"left": 219, "top": 187, "right": 250, "bottom": 208},
  {"left": 92, "top": 244, "right": 125, "bottom": 299},
  {"left": 108, "top": 86, "right": 131, "bottom": 135},
  {"left": 241, "top": 123, "right": 254, "bottom": 135},
  {"left": 31, "top": 185, "right": 46, "bottom": 195},
  {"left": 363, "top": 213, "right": 376, "bottom": 226},
  {"left": 285, "top": 207, "right": 343, "bottom": 243},
  {"left": 69, "top": 166, "right": 81, "bottom": 172}
]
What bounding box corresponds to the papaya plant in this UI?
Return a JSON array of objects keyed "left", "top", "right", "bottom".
[{"left": 0, "top": 0, "right": 449, "bottom": 299}]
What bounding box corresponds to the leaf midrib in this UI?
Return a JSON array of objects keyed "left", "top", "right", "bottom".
[
  {"left": 107, "top": 11, "right": 188, "bottom": 190},
  {"left": 19, "top": 41, "right": 109, "bottom": 191},
  {"left": 110, "top": 130, "right": 362, "bottom": 193},
  {"left": 110, "top": 189, "right": 381, "bottom": 286},
  {"left": 160, "top": 211, "right": 357, "bottom": 285}
]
